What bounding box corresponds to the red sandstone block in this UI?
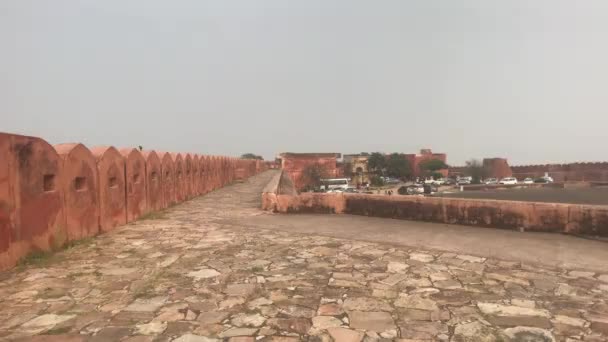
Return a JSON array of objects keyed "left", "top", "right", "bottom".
[
  {"left": 171, "top": 153, "right": 186, "bottom": 203},
  {"left": 91, "top": 146, "right": 126, "bottom": 232},
  {"left": 119, "top": 148, "right": 147, "bottom": 222},
  {"left": 160, "top": 152, "right": 176, "bottom": 207},
  {"left": 142, "top": 150, "right": 163, "bottom": 211},
  {"left": 55, "top": 143, "right": 99, "bottom": 241},
  {"left": 0, "top": 133, "right": 66, "bottom": 271},
  {"left": 192, "top": 154, "right": 200, "bottom": 196},
  {"left": 223, "top": 157, "right": 229, "bottom": 186},
  {"left": 184, "top": 153, "right": 194, "bottom": 200},
  {"left": 198, "top": 155, "right": 209, "bottom": 195},
  {"left": 211, "top": 156, "right": 219, "bottom": 190}
]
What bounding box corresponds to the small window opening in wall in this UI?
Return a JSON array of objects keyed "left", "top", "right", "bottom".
[
  {"left": 109, "top": 176, "right": 118, "bottom": 188},
  {"left": 165, "top": 171, "right": 170, "bottom": 180},
  {"left": 178, "top": 171, "right": 182, "bottom": 179},
  {"left": 74, "top": 177, "right": 87, "bottom": 191},
  {"left": 151, "top": 171, "right": 158, "bottom": 182},
  {"left": 133, "top": 173, "right": 141, "bottom": 184},
  {"left": 43, "top": 174, "right": 56, "bottom": 192}
]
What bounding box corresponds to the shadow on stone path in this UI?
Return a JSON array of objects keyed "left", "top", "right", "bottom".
[{"left": 0, "top": 171, "right": 607, "bottom": 341}]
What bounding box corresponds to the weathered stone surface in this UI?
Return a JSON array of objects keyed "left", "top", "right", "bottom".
[
  {"left": 589, "top": 316, "right": 608, "bottom": 335},
  {"left": 135, "top": 321, "right": 167, "bottom": 335},
  {"left": 228, "top": 337, "right": 255, "bottom": 342},
  {"left": 21, "top": 314, "right": 76, "bottom": 330},
  {"left": 409, "top": 253, "right": 434, "bottom": 263},
  {"left": 503, "top": 327, "right": 555, "bottom": 342},
  {"left": 456, "top": 255, "right": 486, "bottom": 263},
  {"left": 485, "top": 273, "right": 529, "bottom": 286},
  {"left": 125, "top": 297, "right": 167, "bottom": 312},
  {"left": 477, "top": 302, "right": 549, "bottom": 317},
  {"left": 312, "top": 316, "right": 343, "bottom": 330},
  {"left": 278, "top": 305, "right": 315, "bottom": 318},
  {"left": 327, "top": 327, "right": 364, "bottom": 342},
  {"left": 348, "top": 311, "right": 395, "bottom": 332},
  {"left": 198, "top": 311, "right": 229, "bottom": 325},
  {"left": 379, "top": 273, "right": 408, "bottom": 286},
  {"left": 317, "top": 303, "right": 344, "bottom": 316},
  {"left": 343, "top": 297, "right": 392, "bottom": 312},
  {"left": 173, "top": 334, "right": 219, "bottom": 342},
  {"left": 398, "top": 321, "right": 448, "bottom": 340},
  {"left": 452, "top": 321, "right": 502, "bottom": 342},
  {"left": 266, "top": 318, "right": 312, "bottom": 334},
  {"left": 230, "top": 313, "right": 266, "bottom": 327},
  {"left": 387, "top": 262, "right": 409, "bottom": 273},
  {"left": 187, "top": 269, "right": 221, "bottom": 280},
  {"left": 394, "top": 295, "right": 438, "bottom": 311},
  {"left": 552, "top": 315, "right": 586, "bottom": 327},
  {"left": 219, "top": 327, "right": 258, "bottom": 338},
  {"left": 224, "top": 284, "right": 257, "bottom": 297}
]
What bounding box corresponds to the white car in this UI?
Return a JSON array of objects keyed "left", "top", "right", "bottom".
[
  {"left": 523, "top": 178, "right": 534, "bottom": 184},
  {"left": 484, "top": 178, "right": 498, "bottom": 185},
  {"left": 457, "top": 178, "right": 471, "bottom": 185},
  {"left": 499, "top": 177, "right": 518, "bottom": 185}
]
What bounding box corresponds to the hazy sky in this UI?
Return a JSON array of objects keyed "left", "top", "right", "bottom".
[{"left": 2, "top": 1, "right": 607, "bottom": 165}]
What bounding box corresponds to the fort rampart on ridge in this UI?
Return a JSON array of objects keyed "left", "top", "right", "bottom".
[{"left": 0, "top": 132, "right": 268, "bottom": 271}]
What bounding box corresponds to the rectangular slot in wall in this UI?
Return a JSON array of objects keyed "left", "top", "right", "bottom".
[
  {"left": 43, "top": 174, "right": 56, "bottom": 192},
  {"left": 74, "top": 177, "right": 87, "bottom": 191},
  {"left": 109, "top": 176, "right": 118, "bottom": 188}
]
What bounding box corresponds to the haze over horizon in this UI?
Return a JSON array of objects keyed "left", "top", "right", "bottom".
[{"left": 2, "top": 1, "right": 607, "bottom": 165}]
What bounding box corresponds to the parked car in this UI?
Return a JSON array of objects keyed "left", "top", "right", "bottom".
[
  {"left": 443, "top": 178, "right": 456, "bottom": 185},
  {"left": 423, "top": 183, "right": 438, "bottom": 194},
  {"left": 425, "top": 178, "right": 446, "bottom": 185},
  {"left": 382, "top": 177, "right": 400, "bottom": 184},
  {"left": 457, "top": 178, "right": 471, "bottom": 185},
  {"left": 398, "top": 184, "right": 424, "bottom": 195},
  {"left": 344, "top": 187, "right": 359, "bottom": 193},
  {"left": 484, "top": 178, "right": 498, "bottom": 185},
  {"left": 523, "top": 178, "right": 534, "bottom": 184},
  {"left": 499, "top": 177, "right": 518, "bottom": 185},
  {"left": 327, "top": 188, "right": 344, "bottom": 193},
  {"left": 534, "top": 176, "right": 554, "bottom": 184}
]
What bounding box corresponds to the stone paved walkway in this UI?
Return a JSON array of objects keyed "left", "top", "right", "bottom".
[{"left": 1, "top": 171, "right": 607, "bottom": 342}]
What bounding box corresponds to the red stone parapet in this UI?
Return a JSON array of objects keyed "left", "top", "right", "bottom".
[{"left": 55, "top": 143, "right": 100, "bottom": 241}]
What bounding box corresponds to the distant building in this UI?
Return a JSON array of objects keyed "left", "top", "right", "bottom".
[
  {"left": 343, "top": 154, "right": 371, "bottom": 185},
  {"left": 404, "top": 149, "right": 448, "bottom": 178},
  {"left": 280, "top": 153, "right": 341, "bottom": 190}
]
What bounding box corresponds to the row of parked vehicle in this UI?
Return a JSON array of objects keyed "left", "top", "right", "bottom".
[{"left": 456, "top": 176, "right": 554, "bottom": 185}]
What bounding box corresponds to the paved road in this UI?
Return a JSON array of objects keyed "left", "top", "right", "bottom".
[{"left": 0, "top": 171, "right": 607, "bottom": 341}]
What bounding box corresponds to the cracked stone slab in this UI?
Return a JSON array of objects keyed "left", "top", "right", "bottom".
[{"left": 187, "top": 269, "right": 221, "bottom": 280}]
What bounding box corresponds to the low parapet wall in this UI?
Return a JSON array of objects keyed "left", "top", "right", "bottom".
[
  {"left": 0, "top": 131, "right": 267, "bottom": 271},
  {"left": 262, "top": 181, "right": 608, "bottom": 237}
]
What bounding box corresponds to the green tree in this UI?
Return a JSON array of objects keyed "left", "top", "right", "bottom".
[
  {"left": 465, "top": 159, "right": 486, "bottom": 184},
  {"left": 241, "top": 153, "right": 263, "bottom": 160},
  {"left": 342, "top": 162, "right": 353, "bottom": 178},
  {"left": 370, "top": 175, "right": 385, "bottom": 187},
  {"left": 302, "top": 163, "right": 328, "bottom": 191},
  {"left": 367, "top": 152, "right": 386, "bottom": 175},
  {"left": 419, "top": 159, "right": 449, "bottom": 178},
  {"left": 385, "top": 153, "right": 412, "bottom": 180}
]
